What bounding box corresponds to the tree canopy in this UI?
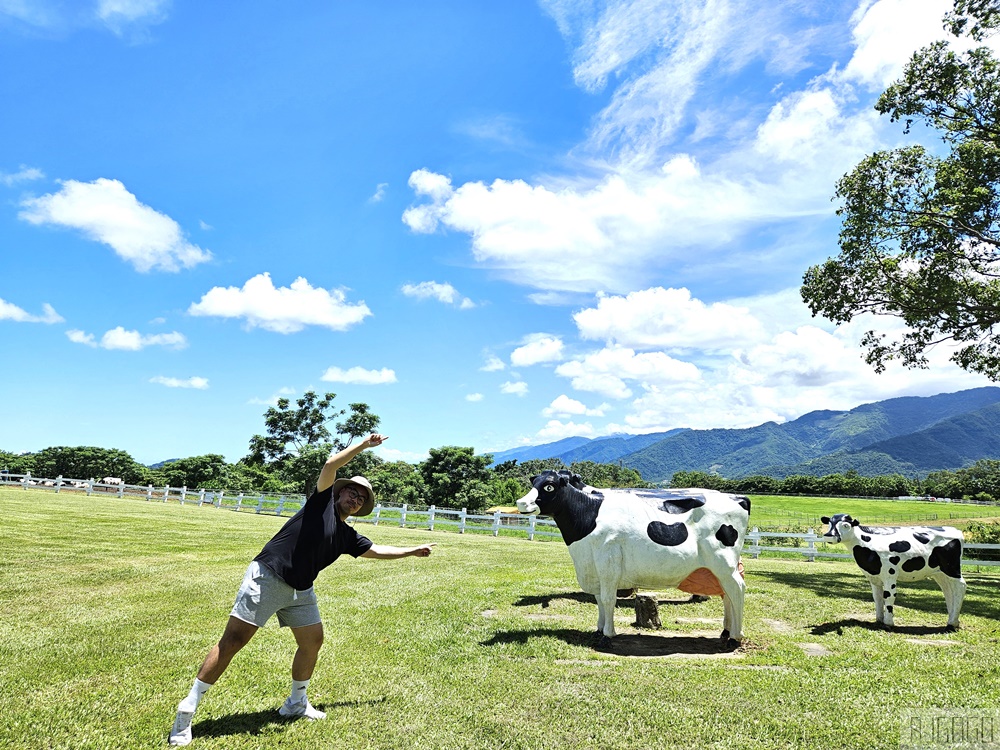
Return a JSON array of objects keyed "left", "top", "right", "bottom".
[{"left": 802, "top": 0, "right": 1000, "bottom": 379}]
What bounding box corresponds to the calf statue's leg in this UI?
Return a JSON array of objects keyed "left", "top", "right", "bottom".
[
  {"left": 871, "top": 576, "right": 896, "bottom": 627},
  {"left": 714, "top": 564, "right": 745, "bottom": 645}
]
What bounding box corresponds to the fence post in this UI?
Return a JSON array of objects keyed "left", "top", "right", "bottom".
[
  {"left": 180, "top": 486, "right": 187, "bottom": 505},
  {"left": 55, "top": 475, "right": 63, "bottom": 493},
  {"left": 805, "top": 529, "right": 817, "bottom": 562},
  {"left": 277, "top": 496, "right": 286, "bottom": 515},
  {"left": 23, "top": 472, "right": 31, "bottom": 490},
  {"left": 459, "top": 508, "right": 467, "bottom": 534},
  {"left": 528, "top": 514, "right": 536, "bottom": 541},
  {"left": 235, "top": 493, "right": 245, "bottom": 512},
  {"left": 428, "top": 505, "right": 435, "bottom": 531},
  {"left": 256, "top": 495, "right": 265, "bottom": 514},
  {"left": 749, "top": 527, "right": 761, "bottom": 559},
  {"left": 146, "top": 485, "right": 153, "bottom": 502},
  {"left": 163, "top": 485, "right": 169, "bottom": 503},
  {"left": 86, "top": 479, "right": 94, "bottom": 496},
  {"left": 118, "top": 482, "right": 125, "bottom": 498},
  {"left": 400, "top": 504, "right": 407, "bottom": 527},
  {"left": 373, "top": 504, "right": 381, "bottom": 526},
  {"left": 492, "top": 510, "right": 501, "bottom": 537},
  {"left": 198, "top": 488, "right": 206, "bottom": 506}
]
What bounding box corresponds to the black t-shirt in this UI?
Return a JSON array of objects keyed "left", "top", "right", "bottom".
[{"left": 254, "top": 484, "right": 373, "bottom": 590}]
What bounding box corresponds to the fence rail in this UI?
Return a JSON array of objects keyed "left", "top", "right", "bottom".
[{"left": 3, "top": 473, "right": 998, "bottom": 566}]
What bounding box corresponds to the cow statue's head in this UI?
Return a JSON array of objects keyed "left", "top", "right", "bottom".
[
  {"left": 516, "top": 470, "right": 576, "bottom": 515},
  {"left": 820, "top": 513, "right": 859, "bottom": 541}
]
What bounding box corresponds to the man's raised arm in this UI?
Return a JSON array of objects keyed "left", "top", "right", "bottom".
[{"left": 316, "top": 433, "right": 388, "bottom": 492}]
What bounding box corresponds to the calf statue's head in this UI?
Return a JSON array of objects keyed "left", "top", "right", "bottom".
[{"left": 820, "top": 513, "right": 858, "bottom": 542}]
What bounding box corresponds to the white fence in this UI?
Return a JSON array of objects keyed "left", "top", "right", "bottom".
[{"left": 3, "top": 472, "right": 998, "bottom": 565}]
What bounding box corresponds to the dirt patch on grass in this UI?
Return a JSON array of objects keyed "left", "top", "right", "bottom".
[
  {"left": 798, "top": 642, "right": 833, "bottom": 657},
  {"left": 904, "top": 638, "right": 962, "bottom": 647},
  {"left": 763, "top": 618, "right": 796, "bottom": 633}
]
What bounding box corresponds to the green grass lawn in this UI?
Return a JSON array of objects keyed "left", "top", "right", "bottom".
[{"left": 2, "top": 488, "right": 999, "bottom": 750}]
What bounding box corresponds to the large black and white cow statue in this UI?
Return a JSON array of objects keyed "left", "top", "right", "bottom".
[
  {"left": 516, "top": 470, "right": 750, "bottom": 646},
  {"left": 821, "top": 514, "right": 966, "bottom": 629}
]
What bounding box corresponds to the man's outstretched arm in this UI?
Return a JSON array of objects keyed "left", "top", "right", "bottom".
[{"left": 360, "top": 543, "right": 436, "bottom": 560}]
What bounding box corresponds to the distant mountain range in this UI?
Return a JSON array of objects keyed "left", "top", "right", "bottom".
[{"left": 488, "top": 387, "right": 1000, "bottom": 482}]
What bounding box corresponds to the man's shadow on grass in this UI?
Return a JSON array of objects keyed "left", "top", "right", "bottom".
[{"left": 191, "top": 697, "right": 387, "bottom": 740}]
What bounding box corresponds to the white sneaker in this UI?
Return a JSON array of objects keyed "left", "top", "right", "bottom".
[
  {"left": 279, "top": 698, "right": 326, "bottom": 720},
  {"left": 168, "top": 711, "right": 193, "bottom": 746}
]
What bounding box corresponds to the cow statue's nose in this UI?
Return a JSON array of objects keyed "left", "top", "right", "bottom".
[{"left": 516, "top": 488, "right": 539, "bottom": 514}]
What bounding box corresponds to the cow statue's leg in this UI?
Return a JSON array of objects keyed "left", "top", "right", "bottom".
[
  {"left": 593, "top": 548, "right": 624, "bottom": 647},
  {"left": 934, "top": 572, "right": 966, "bottom": 629},
  {"left": 870, "top": 576, "right": 896, "bottom": 627},
  {"left": 714, "top": 564, "right": 745, "bottom": 645}
]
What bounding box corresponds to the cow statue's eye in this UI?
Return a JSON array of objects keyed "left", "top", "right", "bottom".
[{"left": 543, "top": 484, "right": 555, "bottom": 493}]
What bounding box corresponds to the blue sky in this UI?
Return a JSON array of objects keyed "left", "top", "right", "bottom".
[{"left": 2, "top": 0, "right": 996, "bottom": 466}]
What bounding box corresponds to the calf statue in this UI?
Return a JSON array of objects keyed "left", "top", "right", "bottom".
[
  {"left": 516, "top": 470, "right": 750, "bottom": 647},
  {"left": 821, "top": 514, "right": 966, "bottom": 629}
]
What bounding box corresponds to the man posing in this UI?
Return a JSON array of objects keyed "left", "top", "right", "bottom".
[{"left": 169, "top": 433, "right": 434, "bottom": 746}]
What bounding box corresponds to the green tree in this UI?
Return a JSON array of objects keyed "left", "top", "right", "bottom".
[
  {"left": 246, "top": 391, "right": 379, "bottom": 472},
  {"left": 419, "top": 446, "right": 494, "bottom": 511},
  {"left": 151, "top": 454, "right": 228, "bottom": 489},
  {"left": 30, "top": 446, "right": 148, "bottom": 484},
  {"left": 570, "top": 460, "right": 650, "bottom": 488},
  {"left": 802, "top": 0, "right": 1000, "bottom": 379}
]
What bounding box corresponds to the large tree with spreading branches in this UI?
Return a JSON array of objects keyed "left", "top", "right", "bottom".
[{"left": 802, "top": 0, "right": 1000, "bottom": 379}]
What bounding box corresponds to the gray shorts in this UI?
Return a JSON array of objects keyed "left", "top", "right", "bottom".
[{"left": 230, "top": 561, "right": 321, "bottom": 629}]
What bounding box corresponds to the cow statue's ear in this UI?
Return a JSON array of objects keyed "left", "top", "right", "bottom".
[
  {"left": 559, "top": 474, "right": 569, "bottom": 486},
  {"left": 821, "top": 516, "right": 830, "bottom": 524},
  {"left": 850, "top": 518, "right": 860, "bottom": 527},
  {"left": 571, "top": 473, "right": 583, "bottom": 485}
]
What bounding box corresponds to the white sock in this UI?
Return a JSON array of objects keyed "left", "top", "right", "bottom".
[
  {"left": 290, "top": 678, "right": 310, "bottom": 704},
  {"left": 178, "top": 678, "right": 213, "bottom": 713}
]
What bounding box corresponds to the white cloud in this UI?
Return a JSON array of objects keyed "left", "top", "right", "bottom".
[
  {"left": 320, "top": 366, "right": 397, "bottom": 385},
  {"left": 0, "top": 298, "right": 62, "bottom": 324},
  {"left": 150, "top": 375, "right": 209, "bottom": 390},
  {"left": 1, "top": 165, "right": 44, "bottom": 186},
  {"left": 536, "top": 419, "right": 596, "bottom": 441},
  {"left": 369, "top": 182, "right": 388, "bottom": 203},
  {"left": 555, "top": 346, "right": 701, "bottom": 399},
  {"left": 500, "top": 381, "right": 529, "bottom": 396},
  {"left": 188, "top": 273, "right": 371, "bottom": 334},
  {"left": 248, "top": 387, "right": 296, "bottom": 406},
  {"left": 465, "top": 393, "right": 484, "bottom": 402},
  {"left": 480, "top": 355, "right": 506, "bottom": 372},
  {"left": 574, "top": 287, "right": 767, "bottom": 351},
  {"left": 401, "top": 281, "right": 475, "bottom": 309},
  {"left": 19, "top": 178, "right": 211, "bottom": 272},
  {"left": 542, "top": 395, "right": 609, "bottom": 418},
  {"left": 96, "top": 0, "right": 169, "bottom": 35},
  {"left": 841, "top": 0, "right": 953, "bottom": 90},
  {"left": 66, "top": 326, "right": 187, "bottom": 350},
  {"left": 510, "top": 334, "right": 565, "bottom": 366}
]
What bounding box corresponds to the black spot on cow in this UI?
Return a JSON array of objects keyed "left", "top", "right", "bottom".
[
  {"left": 735, "top": 495, "right": 751, "bottom": 514},
  {"left": 902, "top": 557, "right": 926, "bottom": 573},
  {"left": 928, "top": 539, "right": 963, "bottom": 579},
  {"left": 861, "top": 534, "right": 872, "bottom": 542},
  {"left": 889, "top": 568, "right": 896, "bottom": 575},
  {"left": 852, "top": 546, "right": 882, "bottom": 576},
  {"left": 891, "top": 583, "right": 896, "bottom": 589},
  {"left": 657, "top": 497, "right": 706, "bottom": 515},
  {"left": 889, "top": 540, "right": 911, "bottom": 553},
  {"left": 647, "top": 521, "right": 689, "bottom": 547},
  {"left": 715, "top": 524, "right": 739, "bottom": 547},
  {"left": 913, "top": 532, "right": 930, "bottom": 544},
  {"left": 887, "top": 605, "right": 894, "bottom": 613},
  {"left": 889, "top": 556, "right": 900, "bottom": 565},
  {"left": 883, "top": 591, "right": 891, "bottom": 598}
]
